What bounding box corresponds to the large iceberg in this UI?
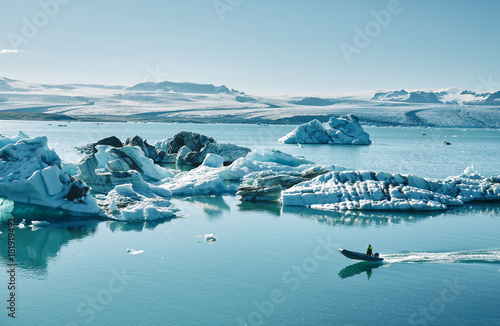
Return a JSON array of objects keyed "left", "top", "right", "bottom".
[
  {"left": 282, "top": 169, "right": 500, "bottom": 211},
  {"left": 237, "top": 165, "right": 332, "bottom": 202},
  {"left": 0, "top": 134, "right": 101, "bottom": 215},
  {"left": 159, "top": 149, "right": 318, "bottom": 197},
  {"left": 77, "top": 144, "right": 174, "bottom": 193},
  {"left": 279, "top": 114, "right": 371, "bottom": 145},
  {"left": 162, "top": 131, "right": 251, "bottom": 166},
  {"left": 98, "top": 184, "right": 177, "bottom": 221}
]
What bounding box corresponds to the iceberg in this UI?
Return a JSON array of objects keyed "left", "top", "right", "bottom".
[
  {"left": 159, "top": 149, "right": 317, "bottom": 197},
  {"left": 161, "top": 131, "right": 251, "bottom": 166},
  {"left": 77, "top": 144, "right": 174, "bottom": 193},
  {"left": 0, "top": 135, "right": 101, "bottom": 215},
  {"left": 237, "top": 166, "right": 332, "bottom": 202},
  {"left": 279, "top": 114, "right": 371, "bottom": 145},
  {"left": 282, "top": 169, "right": 500, "bottom": 211},
  {"left": 99, "top": 184, "right": 177, "bottom": 221}
]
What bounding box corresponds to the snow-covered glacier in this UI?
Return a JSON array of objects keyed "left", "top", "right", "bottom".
[{"left": 282, "top": 168, "right": 500, "bottom": 211}]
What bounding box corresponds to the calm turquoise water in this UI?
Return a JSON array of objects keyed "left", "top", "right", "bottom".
[{"left": 1, "top": 121, "right": 500, "bottom": 326}]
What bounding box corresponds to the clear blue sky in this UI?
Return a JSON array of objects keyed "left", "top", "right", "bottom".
[{"left": 1, "top": 0, "right": 499, "bottom": 94}]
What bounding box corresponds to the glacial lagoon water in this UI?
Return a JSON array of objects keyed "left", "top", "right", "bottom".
[{"left": 1, "top": 121, "right": 500, "bottom": 326}]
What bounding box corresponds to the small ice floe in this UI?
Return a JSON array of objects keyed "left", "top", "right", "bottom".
[
  {"left": 18, "top": 220, "right": 27, "bottom": 229},
  {"left": 297, "top": 143, "right": 303, "bottom": 148},
  {"left": 29, "top": 220, "right": 50, "bottom": 231},
  {"left": 127, "top": 248, "right": 144, "bottom": 255},
  {"left": 204, "top": 234, "right": 217, "bottom": 242},
  {"left": 194, "top": 235, "right": 202, "bottom": 238},
  {"left": 452, "top": 135, "right": 458, "bottom": 138}
]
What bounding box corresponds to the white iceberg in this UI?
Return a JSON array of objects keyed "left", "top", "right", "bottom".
[
  {"left": 282, "top": 168, "right": 500, "bottom": 211},
  {"left": 0, "top": 131, "right": 29, "bottom": 149},
  {"left": 279, "top": 114, "right": 371, "bottom": 145},
  {"left": 0, "top": 135, "right": 101, "bottom": 215},
  {"left": 99, "top": 184, "right": 177, "bottom": 221},
  {"left": 159, "top": 149, "right": 317, "bottom": 196},
  {"left": 127, "top": 248, "right": 144, "bottom": 255},
  {"left": 77, "top": 144, "right": 175, "bottom": 193}
]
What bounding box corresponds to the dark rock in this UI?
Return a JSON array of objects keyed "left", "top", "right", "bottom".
[
  {"left": 93, "top": 136, "right": 123, "bottom": 153},
  {"left": 167, "top": 131, "right": 215, "bottom": 154}
]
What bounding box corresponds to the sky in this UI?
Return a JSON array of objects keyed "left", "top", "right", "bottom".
[{"left": 0, "top": 0, "right": 499, "bottom": 95}]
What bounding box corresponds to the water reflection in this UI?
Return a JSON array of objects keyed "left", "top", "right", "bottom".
[
  {"left": 107, "top": 219, "right": 173, "bottom": 232},
  {"left": 237, "top": 201, "right": 282, "bottom": 216},
  {"left": 282, "top": 206, "right": 445, "bottom": 227},
  {"left": 0, "top": 212, "right": 99, "bottom": 276},
  {"left": 338, "top": 261, "right": 383, "bottom": 279},
  {"left": 176, "top": 196, "right": 231, "bottom": 219}
]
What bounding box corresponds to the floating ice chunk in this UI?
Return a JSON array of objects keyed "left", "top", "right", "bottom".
[
  {"left": 202, "top": 153, "right": 224, "bottom": 168},
  {"left": 0, "top": 198, "right": 15, "bottom": 213},
  {"left": 127, "top": 248, "right": 144, "bottom": 255},
  {"left": 161, "top": 165, "right": 235, "bottom": 196},
  {"left": 282, "top": 168, "right": 500, "bottom": 211},
  {"left": 101, "top": 184, "right": 177, "bottom": 221},
  {"left": 205, "top": 234, "right": 217, "bottom": 242},
  {"left": 77, "top": 144, "right": 175, "bottom": 193},
  {"left": 246, "top": 149, "right": 313, "bottom": 167},
  {"left": 279, "top": 115, "right": 371, "bottom": 145},
  {"left": 0, "top": 135, "right": 101, "bottom": 215}
]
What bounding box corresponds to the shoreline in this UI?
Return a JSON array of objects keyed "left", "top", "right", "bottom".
[{"left": 1, "top": 111, "right": 500, "bottom": 129}]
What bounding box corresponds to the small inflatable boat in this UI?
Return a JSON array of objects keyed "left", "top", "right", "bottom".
[{"left": 339, "top": 248, "right": 384, "bottom": 262}]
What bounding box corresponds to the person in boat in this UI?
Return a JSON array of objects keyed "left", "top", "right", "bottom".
[{"left": 366, "top": 244, "right": 373, "bottom": 256}]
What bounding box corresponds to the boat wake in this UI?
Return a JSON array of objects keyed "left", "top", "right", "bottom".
[{"left": 383, "top": 249, "right": 500, "bottom": 264}]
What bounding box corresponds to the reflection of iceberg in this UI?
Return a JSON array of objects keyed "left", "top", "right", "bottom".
[
  {"left": 238, "top": 201, "right": 282, "bottom": 216},
  {"left": 282, "top": 205, "right": 444, "bottom": 227},
  {"left": 0, "top": 214, "right": 99, "bottom": 276},
  {"left": 338, "top": 261, "right": 382, "bottom": 279},
  {"left": 174, "top": 196, "right": 231, "bottom": 219},
  {"left": 107, "top": 219, "right": 171, "bottom": 232}
]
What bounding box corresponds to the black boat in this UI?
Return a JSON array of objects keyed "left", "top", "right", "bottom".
[{"left": 339, "top": 248, "right": 384, "bottom": 262}]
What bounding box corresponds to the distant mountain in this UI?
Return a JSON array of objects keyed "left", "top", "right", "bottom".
[
  {"left": 372, "top": 89, "right": 408, "bottom": 101},
  {"left": 291, "top": 97, "right": 337, "bottom": 106},
  {"left": 372, "top": 88, "right": 498, "bottom": 105},
  {"left": 483, "top": 91, "right": 500, "bottom": 105},
  {"left": 406, "top": 91, "right": 442, "bottom": 104},
  {"left": 126, "top": 81, "right": 239, "bottom": 94}
]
